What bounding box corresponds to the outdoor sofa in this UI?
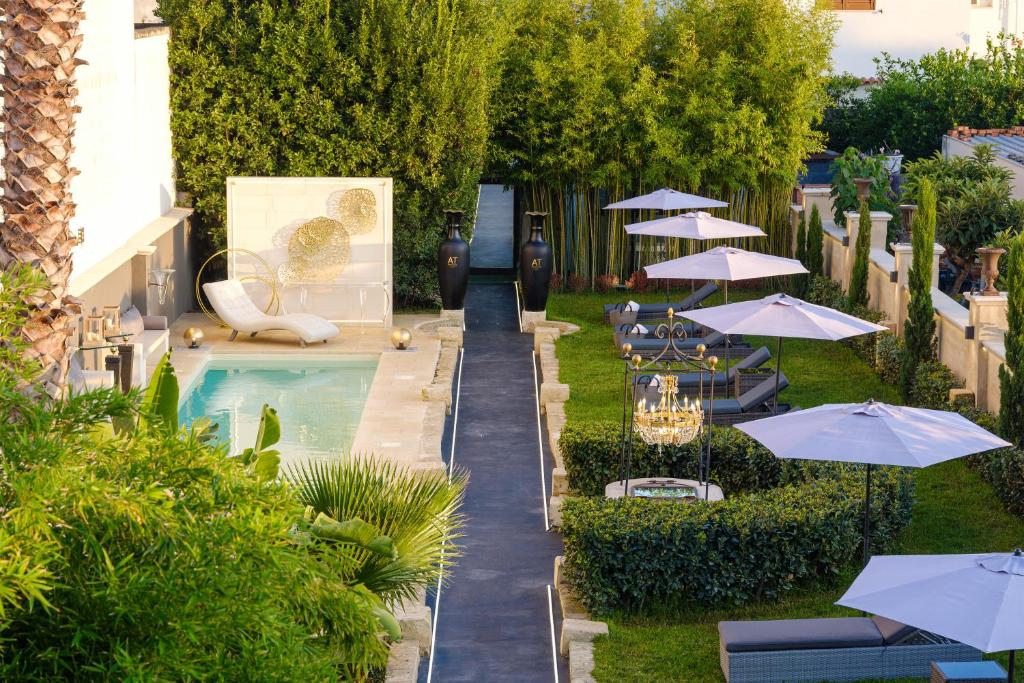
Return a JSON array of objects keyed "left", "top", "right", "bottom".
[
  {"left": 604, "top": 282, "right": 718, "bottom": 325},
  {"left": 718, "top": 616, "right": 981, "bottom": 683}
]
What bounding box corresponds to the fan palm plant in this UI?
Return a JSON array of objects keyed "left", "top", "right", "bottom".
[
  {"left": 1, "top": 0, "right": 86, "bottom": 398},
  {"left": 288, "top": 458, "right": 467, "bottom": 607}
]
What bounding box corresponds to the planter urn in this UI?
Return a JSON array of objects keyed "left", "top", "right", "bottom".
[
  {"left": 899, "top": 204, "right": 917, "bottom": 242},
  {"left": 977, "top": 247, "right": 1006, "bottom": 296},
  {"left": 520, "top": 211, "right": 553, "bottom": 312},
  {"left": 853, "top": 177, "right": 873, "bottom": 203},
  {"left": 437, "top": 209, "right": 470, "bottom": 310}
]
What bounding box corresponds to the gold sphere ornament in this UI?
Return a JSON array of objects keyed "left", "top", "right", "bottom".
[
  {"left": 707, "top": 355, "right": 719, "bottom": 368},
  {"left": 184, "top": 327, "right": 204, "bottom": 349},
  {"left": 631, "top": 354, "right": 642, "bottom": 368},
  {"left": 696, "top": 343, "right": 707, "bottom": 356},
  {"left": 391, "top": 328, "right": 412, "bottom": 350},
  {"left": 621, "top": 342, "right": 632, "bottom": 357}
]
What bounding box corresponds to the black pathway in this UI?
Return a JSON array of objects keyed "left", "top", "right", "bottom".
[{"left": 424, "top": 282, "right": 567, "bottom": 682}]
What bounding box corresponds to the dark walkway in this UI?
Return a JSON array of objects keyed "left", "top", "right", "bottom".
[
  {"left": 471, "top": 184, "right": 515, "bottom": 269},
  {"left": 424, "top": 282, "right": 566, "bottom": 682}
]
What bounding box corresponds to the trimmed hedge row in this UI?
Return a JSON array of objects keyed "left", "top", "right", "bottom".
[
  {"left": 560, "top": 421, "right": 785, "bottom": 497},
  {"left": 561, "top": 465, "right": 914, "bottom": 613}
]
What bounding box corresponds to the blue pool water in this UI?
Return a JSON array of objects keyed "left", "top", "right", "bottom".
[{"left": 178, "top": 357, "right": 378, "bottom": 469}]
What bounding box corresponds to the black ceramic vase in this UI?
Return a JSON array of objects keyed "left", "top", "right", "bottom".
[
  {"left": 519, "top": 211, "right": 552, "bottom": 312},
  {"left": 437, "top": 209, "right": 470, "bottom": 310}
]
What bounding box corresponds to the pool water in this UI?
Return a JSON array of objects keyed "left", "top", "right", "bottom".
[{"left": 178, "top": 357, "right": 378, "bottom": 469}]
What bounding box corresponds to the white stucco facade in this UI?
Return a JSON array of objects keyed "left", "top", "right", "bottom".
[{"left": 825, "top": 0, "right": 1022, "bottom": 77}]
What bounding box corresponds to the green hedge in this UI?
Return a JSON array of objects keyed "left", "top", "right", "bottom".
[
  {"left": 560, "top": 421, "right": 785, "bottom": 498},
  {"left": 561, "top": 466, "right": 914, "bottom": 613}
]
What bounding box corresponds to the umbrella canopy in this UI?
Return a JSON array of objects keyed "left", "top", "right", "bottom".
[
  {"left": 680, "top": 292, "right": 885, "bottom": 340},
  {"left": 625, "top": 212, "right": 766, "bottom": 240},
  {"left": 604, "top": 188, "right": 728, "bottom": 211},
  {"left": 838, "top": 551, "right": 1024, "bottom": 655},
  {"left": 644, "top": 247, "right": 806, "bottom": 282},
  {"left": 735, "top": 400, "right": 1011, "bottom": 468}
]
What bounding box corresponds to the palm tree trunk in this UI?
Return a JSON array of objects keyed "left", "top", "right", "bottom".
[{"left": 1, "top": 0, "right": 86, "bottom": 397}]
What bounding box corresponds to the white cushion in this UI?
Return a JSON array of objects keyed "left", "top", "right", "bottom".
[
  {"left": 624, "top": 300, "right": 639, "bottom": 312},
  {"left": 120, "top": 306, "right": 145, "bottom": 341}
]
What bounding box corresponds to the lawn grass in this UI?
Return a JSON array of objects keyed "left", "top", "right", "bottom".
[{"left": 547, "top": 289, "right": 1024, "bottom": 682}]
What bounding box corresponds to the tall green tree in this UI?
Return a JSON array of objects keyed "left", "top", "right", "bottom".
[
  {"left": 806, "top": 204, "right": 824, "bottom": 277},
  {"left": 900, "top": 178, "right": 938, "bottom": 402},
  {"left": 794, "top": 211, "right": 808, "bottom": 294},
  {"left": 848, "top": 200, "right": 872, "bottom": 309},
  {"left": 158, "top": 0, "right": 504, "bottom": 306},
  {"left": 999, "top": 232, "right": 1024, "bottom": 445}
]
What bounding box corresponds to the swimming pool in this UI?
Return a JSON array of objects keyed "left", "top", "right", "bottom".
[{"left": 178, "top": 356, "right": 378, "bottom": 469}]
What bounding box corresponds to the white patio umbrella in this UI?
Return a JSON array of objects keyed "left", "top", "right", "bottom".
[
  {"left": 607, "top": 191, "right": 730, "bottom": 300},
  {"left": 737, "top": 400, "right": 1011, "bottom": 565},
  {"left": 625, "top": 211, "right": 766, "bottom": 240},
  {"left": 838, "top": 550, "right": 1024, "bottom": 678},
  {"left": 681, "top": 293, "right": 886, "bottom": 414},
  {"left": 603, "top": 188, "right": 728, "bottom": 211},
  {"left": 644, "top": 247, "right": 806, "bottom": 303}
]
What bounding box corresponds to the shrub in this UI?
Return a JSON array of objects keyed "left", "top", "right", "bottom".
[
  {"left": 829, "top": 147, "right": 897, "bottom": 227},
  {"left": 874, "top": 332, "right": 904, "bottom": 385},
  {"left": 910, "top": 359, "right": 963, "bottom": 408},
  {"left": 842, "top": 305, "right": 886, "bottom": 365},
  {"left": 805, "top": 274, "right": 846, "bottom": 309},
  {"left": 806, "top": 205, "right": 825, "bottom": 278},
  {"left": 567, "top": 273, "right": 588, "bottom": 293},
  {"left": 594, "top": 274, "right": 620, "bottom": 293},
  {"left": 561, "top": 465, "right": 913, "bottom": 613},
  {"left": 626, "top": 269, "right": 652, "bottom": 293},
  {"left": 847, "top": 201, "right": 872, "bottom": 310},
  {"left": 559, "top": 421, "right": 784, "bottom": 498}
]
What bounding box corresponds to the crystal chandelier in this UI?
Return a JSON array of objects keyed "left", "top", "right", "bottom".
[{"left": 633, "top": 374, "right": 704, "bottom": 446}]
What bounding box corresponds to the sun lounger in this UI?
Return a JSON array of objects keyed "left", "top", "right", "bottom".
[
  {"left": 203, "top": 279, "right": 340, "bottom": 347},
  {"left": 718, "top": 616, "right": 981, "bottom": 682},
  {"left": 604, "top": 282, "right": 718, "bottom": 325},
  {"left": 702, "top": 371, "right": 791, "bottom": 424},
  {"left": 613, "top": 321, "right": 704, "bottom": 349},
  {"left": 620, "top": 330, "right": 753, "bottom": 361},
  {"left": 633, "top": 347, "right": 772, "bottom": 400}
]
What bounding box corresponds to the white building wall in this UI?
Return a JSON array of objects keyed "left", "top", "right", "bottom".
[
  {"left": 825, "top": 0, "right": 1022, "bottom": 77},
  {"left": 68, "top": 2, "right": 176, "bottom": 284}
]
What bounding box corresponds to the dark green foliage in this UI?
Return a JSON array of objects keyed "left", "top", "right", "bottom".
[
  {"left": 794, "top": 212, "right": 808, "bottom": 295},
  {"left": 847, "top": 201, "right": 872, "bottom": 309},
  {"left": 842, "top": 304, "right": 886, "bottom": 366},
  {"left": 157, "top": 0, "right": 501, "bottom": 306},
  {"left": 805, "top": 273, "right": 846, "bottom": 310},
  {"left": 561, "top": 465, "right": 914, "bottom": 613},
  {"left": 829, "top": 148, "right": 896, "bottom": 227},
  {"left": 818, "top": 41, "right": 1024, "bottom": 161},
  {"left": 874, "top": 332, "right": 904, "bottom": 385},
  {"left": 805, "top": 205, "right": 825, "bottom": 277},
  {"left": 494, "top": 0, "right": 836, "bottom": 278},
  {"left": 903, "top": 146, "right": 1024, "bottom": 294},
  {"left": 910, "top": 359, "right": 963, "bottom": 409},
  {"left": 900, "top": 178, "right": 938, "bottom": 401},
  {"left": 1000, "top": 232, "right": 1024, "bottom": 445},
  {"left": 559, "top": 421, "right": 785, "bottom": 498}
]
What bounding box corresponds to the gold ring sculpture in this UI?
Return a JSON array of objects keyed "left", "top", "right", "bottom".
[{"left": 195, "top": 247, "right": 281, "bottom": 326}]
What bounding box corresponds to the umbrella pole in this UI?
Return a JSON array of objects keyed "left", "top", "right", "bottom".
[
  {"left": 863, "top": 463, "right": 873, "bottom": 567},
  {"left": 1010, "top": 650, "right": 1016, "bottom": 682},
  {"left": 723, "top": 280, "right": 730, "bottom": 385},
  {"left": 774, "top": 337, "right": 783, "bottom": 414}
]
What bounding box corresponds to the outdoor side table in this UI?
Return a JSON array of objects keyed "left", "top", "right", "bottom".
[{"left": 931, "top": 660, "right": 1008, "bottom": 683}]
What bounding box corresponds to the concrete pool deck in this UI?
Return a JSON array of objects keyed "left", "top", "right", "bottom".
[{"left": 169, "top": 311, "right": 456, "bottom": 471}]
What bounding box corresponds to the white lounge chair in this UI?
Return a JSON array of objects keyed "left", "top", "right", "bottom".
[{"left": 202, "top": 279, "right": 340, "bottom": 347}]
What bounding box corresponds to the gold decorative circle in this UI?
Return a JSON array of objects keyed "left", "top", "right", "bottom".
[
  {"left": 195, "top": 248, "right": 280, "bottom": 326},
  {"left": 329, "top": 188, "right": 377, "bottom": 235},
  {"left": 277, "top": 216, "right": 350, "bottom": 284}
]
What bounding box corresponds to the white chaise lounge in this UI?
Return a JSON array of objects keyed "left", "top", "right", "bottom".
[{"left": 202, "top": 279, "right": 340, "bottom": 347}]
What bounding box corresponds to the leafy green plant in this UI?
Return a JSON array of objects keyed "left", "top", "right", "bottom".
[
  {"left": 794, "top": 211, "right": 808, "bottom": 295},
  {"left": 999, "top": 232, "right": 1024, "bottom": 446},
  {"left": 874, "top": 332, "right": 904, "bottom": 385},
  {"left": 900, "top": 177, "right": 938, "bottom": 401},
  {"left": 288, "top": 458, "right": 466, "bottom": 607},
  {"left": 234, "top": 403, "right": 282, "bottom": 481},
  {"left": 805, "top": 273, "right": 847, "bottom": 309},
  {"left": 829, "top": 147, "right": 896, "bottom": 227},
  {"left": 910, "top": 359, "right": 964, "bottom": 409},
  {"left": 848, "top": 200, "right": 872, "bottom": 309},
  {"left": 904, "top": 146, "right": 1024, "bottom": 294},
  {"left": 806, "top": 205, "right": 825, "bottom": 278},
  {"left": 561, "top": 464, "right": 913, "bottom": 613}
]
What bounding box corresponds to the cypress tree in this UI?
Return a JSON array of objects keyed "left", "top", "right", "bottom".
[
  {"left": 899, "top": 178, "right": 937, "bottom": 402},
  {"left": 794, "top": 211, "right": 808, "bottom": 295},
  {"left": 999, "top": 231, "right": 1024, "bottom": 445},
  {"left": 806, "top": 204, "right": 824, "bottom": 277},
  {"left": 847, "top": 200, "right": 872, "bottom": 309}
]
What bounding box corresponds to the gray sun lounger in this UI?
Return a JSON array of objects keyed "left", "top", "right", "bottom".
[
  {"left": 604, "top": 282, "right": 718, "bottom": 325},
  {"left": 701, "top": 371, "right": 790, "bottom": 424},
  {"left": 633, "top": 347, "right": 772, "bottom": 400},
  {"left": 621, "top": 330, "right": 753, "bottom": 360},
  {"left": 719, "top": 616, "right": 981, "bottom": 682},
  {"left": 613, "top": 321, "right": 703, "bottom": 349}
]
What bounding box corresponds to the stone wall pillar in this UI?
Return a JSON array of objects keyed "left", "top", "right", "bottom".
[
  {"left": 965, "top": 292, "right": 1008, "bottom": 409},
  {"left": 891, "top": 244, "right": 913, "bottom": 336},
  {"left": 801, "top": 187, "right": 833, "bottom": 228}
]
